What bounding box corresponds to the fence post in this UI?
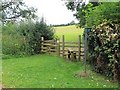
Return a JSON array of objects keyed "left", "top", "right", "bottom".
[
  {"left": 56, "top": 39, "right": 60, "bottom": 56},
  {"left": 78, "top": 35, "right": 81, "bottom": 61},
  {"left": 84, "top": 31, "right": 87, "bottom": 73},
  {"left": 41, "top": 37, "right": 44, "bottom": 53},
  {"left": 62, "top": 35, "right": 65, "bottom": 58}
]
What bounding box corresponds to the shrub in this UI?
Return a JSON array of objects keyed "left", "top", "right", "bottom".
[
  {"left": 87, "top": 22, "right": 120, "bottom": 82},
  {"left": 18, "top": 18, "right": 54, "bottom": 54},
  {"left": 2, "top": 23, "right": 30, "bottom": 58},
  {"left": 2, "top": 18, "right": 54, "bottom": 58}
]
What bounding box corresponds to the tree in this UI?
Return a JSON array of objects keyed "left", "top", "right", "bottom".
[
  {"left": 65, "top": 0, "right": 99, "bottom": 27},
  {"left": 0, "top": 0, "right": 37, "bottom": 24},
  {"left": 69, "top": 20, "right": 75, "bottom": 25},
  {"left": 86, "top": 2, "right": 120, "bottom": 28},
  {"left": 65, "top": 0, "right": 120, "bottom": 28}
]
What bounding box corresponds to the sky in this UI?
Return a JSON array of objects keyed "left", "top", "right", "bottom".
[{"left": 24, "top": 0, "right": 79, "bottom": 25}]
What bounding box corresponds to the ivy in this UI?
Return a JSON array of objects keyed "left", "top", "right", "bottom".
[{"left": 87, "top": 22, "right": 120, "bottom": 82}]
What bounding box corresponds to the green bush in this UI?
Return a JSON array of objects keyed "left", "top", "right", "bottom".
[
  {"left": 2, "top": 18, "right": 54, "bottom": 57},
  {"left": 18, "top": 18, "right": 54, "bottom": 54},
  {"left": 2, "top": 23, "right": 30, "bottom": 58},
  {"left": 87, "top": 22, "right": 120, "bottom": 82}
]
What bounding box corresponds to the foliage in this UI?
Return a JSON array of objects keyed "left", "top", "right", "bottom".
[
  {"left": 65, "top": 1, "right": 99, "bottom": 27},
  {"left": 69, "top": 20, "right": 76, "bottom": 25},
  {"left": 86, "top": 2, "right": 120, "bottom": 82},
  {"left": 2, "top": 18, "right": 54, "bottom": 57},
  {"left": 65, "top": 1, "right": 120, "bottom": 28},
  {"left": 86, "top": 2, "right": 120, "bottom": 28},
  {"left": 18, "top": 18, "right": 54, "bottom": 54},
  {"left": 87, "top": 22, "right": 120, "bottom": 82},
  {"left": 3, "top": 54, "right": 118, "bottom": 88},
  {"left": 2, "top": 22, "right": 30, "bottom": 58},
  {"left": 1, "top": 0, "right": 37, "bottom": 24}
]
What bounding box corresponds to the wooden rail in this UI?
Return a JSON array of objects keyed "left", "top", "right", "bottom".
[{"left": 41, "top": 35, "right": 84, "bottom": 61}]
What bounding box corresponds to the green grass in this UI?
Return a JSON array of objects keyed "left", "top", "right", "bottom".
[
  {"left": 0, "top": 60, "right": 2, "bottom": 84},
  {"left": 2, "top": 54, "right": 118, "bottom": 88},
  {"left": 54, "top": 25, "right": 84, "bottom": 42}
]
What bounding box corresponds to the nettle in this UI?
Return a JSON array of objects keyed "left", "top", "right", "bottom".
[{"left": 87, "top": 22, "right": 120, "bottom": 82}]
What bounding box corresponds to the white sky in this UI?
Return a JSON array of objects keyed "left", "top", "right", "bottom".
[{"left": 24, "top": 0, "right": 79, "bottom": 25}]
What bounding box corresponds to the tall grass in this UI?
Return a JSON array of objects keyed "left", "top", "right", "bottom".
[{"left": 2, "top": 23, "right": 30, "bottom": 59}]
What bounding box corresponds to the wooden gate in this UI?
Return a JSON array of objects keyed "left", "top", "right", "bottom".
[{"left": 41, "top": 35, "right": 84, "bottom": 61}]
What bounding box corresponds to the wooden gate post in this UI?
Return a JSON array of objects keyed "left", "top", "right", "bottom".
[
  {"left": 84, "top": 30, "right": 87, "bottom": 73},
  {"left": 41, "top": 37, "right": 44, "bottom": 53},
  {"left": 78, "top": 35, "right": 81, "bottom": 61},
  {"left": 62, "top": 35, "right": 65, "bottom": 57},
  {"left": 56, "top": 39, "right": 60, "bottom": 56}
]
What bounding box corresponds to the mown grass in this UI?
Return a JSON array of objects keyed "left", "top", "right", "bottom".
[
  {"left": 54, "top": 25, "right": 84, "bottom": 42},
  {"left": 0, "top": 60, "right": 2, "bottom": 84},
  {"left": 0, "top": 31, "right": 2, "bottom": 84},
  {"left": 2, "top": 54, "right": 118, "bottom": 88}
]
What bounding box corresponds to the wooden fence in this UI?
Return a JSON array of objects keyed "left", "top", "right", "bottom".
[{"left": 41, "top": 35, "right": 84, "bottom": 61}]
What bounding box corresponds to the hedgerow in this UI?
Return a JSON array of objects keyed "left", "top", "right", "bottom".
[
  {"left": 87, "top": 22, "right": 120, "bottom": 83},
  {"left": 2, "top": 18, "right": 54, "bottom": 58}
]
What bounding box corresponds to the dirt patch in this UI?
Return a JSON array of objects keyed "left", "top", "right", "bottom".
[
  {"left": 74, "top": 71, "right": 90, "bottom": 77},
  {"left": 0, "top": 84, "right": 5, "bottom": 89}
]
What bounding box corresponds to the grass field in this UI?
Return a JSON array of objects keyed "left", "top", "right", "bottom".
[
  {"left": 54, "top": 25, "right": 84, "bottom": 42},
  {"left": 2, "top": 55, "right": 118, "bottom": 88},
  {"left": 0, "top": 60, "right": 1, "bottom": 84},
  {"left": 0, "top": 32, "right": 2, "bottom": 84}
]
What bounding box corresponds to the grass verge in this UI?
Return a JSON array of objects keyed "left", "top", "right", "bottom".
[{"left": 2, "top": 54, "right": 118, "bottom": 88}]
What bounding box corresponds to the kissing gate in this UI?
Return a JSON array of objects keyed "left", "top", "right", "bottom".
[{"left": 41, "top": 35, "right": 85, "bottom": 61}]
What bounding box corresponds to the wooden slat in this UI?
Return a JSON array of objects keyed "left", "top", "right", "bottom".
[
  {"left": 60, "top": 50, "right": 81, "bottom": 53},
  {"left": 76, "top": 54, "right": 84, "bottom": 56},
  {"left": 60, "top": 41, "right": 78, "bottom": 44},
  {"left": 81, "top": 54, "right": 84, "bottom": 56},
  {"left": 42, "top": 44, "right": 57, "bottom": 47},
  {"left": 80, "top": 51, "right": 84, "bottom": 53},
  {"left": 42, "top": 47, "right": 47, "bottom": 49},
  {"left": 43, "top": 42, "right": 56, "bottom": 45},
  {"left": 60, "top": 52, "right": 63, "bottom": 54},
  {"left": 43, "top": 40, "right": 55, "bottom": 43},
  {"left": 48, "top": 52, "right": 57, "bottom": 54},
  {"left": 41, "top": 50, "right": 47, "bottom": 53},
  {"left": 49, "top": 49, "right": 56, "bottom": 52},
  {"left": 60, "top": 49, "right": 68, "bottom": 52}
]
